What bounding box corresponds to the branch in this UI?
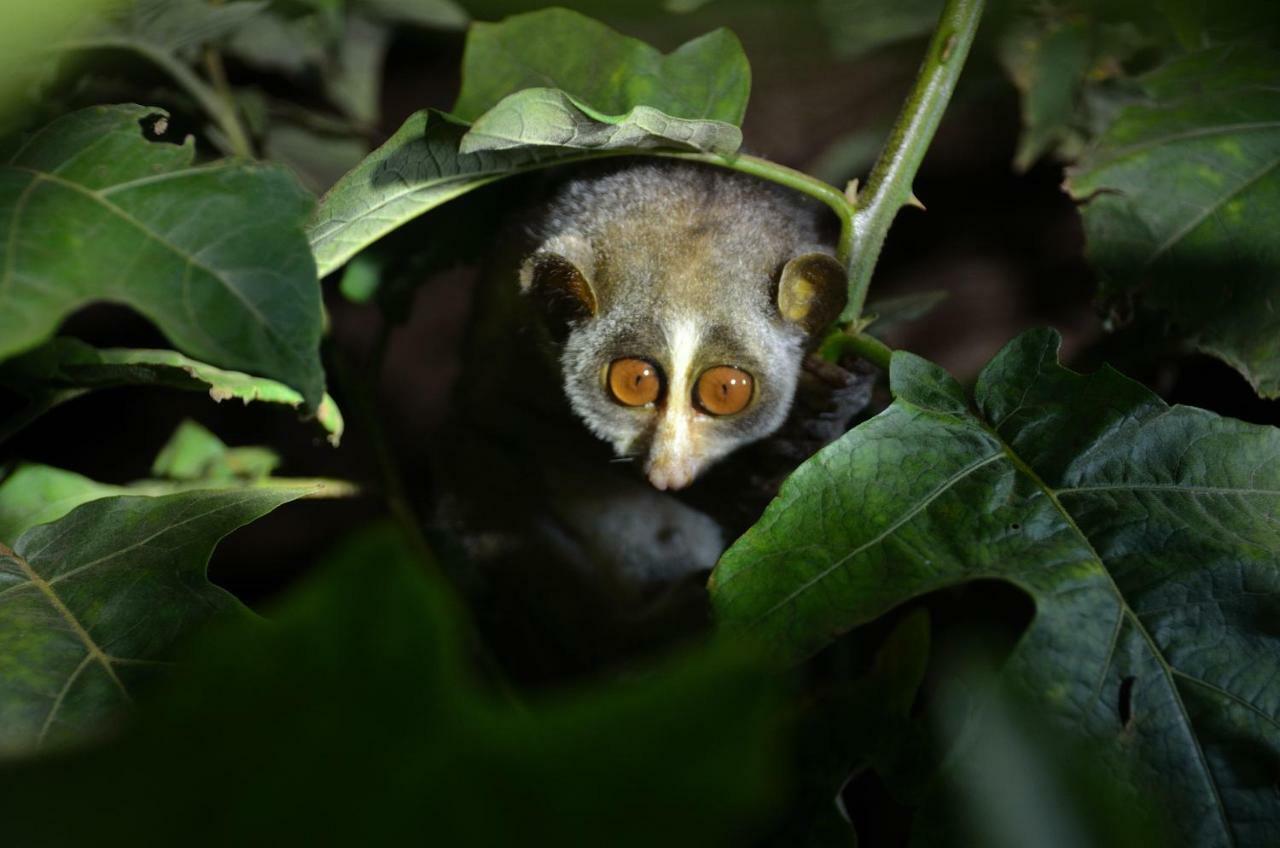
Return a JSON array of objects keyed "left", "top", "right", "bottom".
[{"left": 844, "top": 0, "right": 985, "bottom": 320}]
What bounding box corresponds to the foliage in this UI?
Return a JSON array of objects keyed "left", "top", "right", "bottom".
[
  {"left": 0, "top": 525, "right": 786, "bottom": 846},
  {"left": 1, "top": 1, "right": 1279, "bottom": 845},
  {"left": 0, "top": 105, "right": 326, "bottom": 408},
  {"left": 714, "top": 329, "right": 1280, "bottom": 843}
]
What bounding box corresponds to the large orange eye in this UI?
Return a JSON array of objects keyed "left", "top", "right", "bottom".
[
  {"left": 608, "top": 358, "right": 662, "bottom": 407},
  {"left": 695, "top": 366, "right": 753, "bottom": 416}
]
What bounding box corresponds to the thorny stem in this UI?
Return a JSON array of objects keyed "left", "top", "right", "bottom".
[
  {"left": 57, "top": 37, "right": 254, "bottom": 158},
  {"left": 844, "top": 0, "right": 985, "bottom": 321}
]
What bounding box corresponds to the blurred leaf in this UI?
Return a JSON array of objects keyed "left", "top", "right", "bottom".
[
  {"left": 1065, "top": 46, "right": 1280, "bottom": 398},
  {"left": 818, "top": 0, "right": 943, "bottom": 59},
  {"left": 0, "top": 105, "right": 326, "bottom": 408},
  {"left": 265, "top": 123, "right": 369, "bottom": 194},
  {"left": 0, "top": 339, "right": 343, "bottom": 445},
  {"left": 337, "top": 252, "right": 383, "bottom": 302},
  {"left": 452, "top": 7, "right": 750, "bottom": 127},
  {"left": 461, "top": 87, "right": 742, "bottom": 155},
  {"left": 0, "top": 484, "right": 333, "bottom": 755},
  {"left": 998, "top": 18, "right": 1093, "bottom": 170},
  {"left": 713, "top": 328, "right": 1280, "bottom": 845},
  {"left": 322, "top": 13, "right": 389, "bottom": 126},
  {"left": 150, "top": 419, "right": 281, "bottom": 481},
  {"left": 863, "top": 289, "right": 949, "bottom": 336},
  {"left": 224, "top": 9, "right": 330, "bottom": 75},
  {"left": 0, "top": 524, "right": 787, "bottom": 846},
  {"left": 0, "top": 0, "right": 116, "bottom": 125},
  {"left": 359, "top": 0, "right": 468, "bottom": 28},
  {"left": 911, "top": 664, "right": 1168, "bottom": 848},
  {"left": 82, "top": 0, "right": 268, "bottom": 60}
]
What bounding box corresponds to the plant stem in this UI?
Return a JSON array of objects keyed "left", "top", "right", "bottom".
[
  {"left": 820, "top": 330, "right": 893, "bottom": 371},
  {"left": 202, "top": 44, "right": 254, "bottom": 158},
  {"left": 844, "top": 0, "right": 985, "bottom": 320},
  {"left": 57, "top": 37, "right": 254, "bottom": 158}
]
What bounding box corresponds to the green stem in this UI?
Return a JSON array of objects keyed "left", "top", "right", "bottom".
[
  {"left": 57, "top": 37, "right": 254, "bottom": 158},
  {"left": 844, "top": 0, "right": 985, "bottom": 320},
  {"left": 820, "top": 331, "right": 893, "bottom": 371}
]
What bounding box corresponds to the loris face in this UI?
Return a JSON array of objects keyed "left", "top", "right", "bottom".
[{"left": 520, "top": 163, "right": 847, "bottom": 490}]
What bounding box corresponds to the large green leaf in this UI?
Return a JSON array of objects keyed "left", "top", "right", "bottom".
[
  {"left": 308, "top": 110, "right": 589, "bottom": 276},
  {"left": 0, "top": 105, "right": 326, "bottom": 408},
  {"left": 1066, "top": 46, "right": 1280, "bottom": 398},
  {"left": 0, "top": 484, "right": 332, "bottom": 755},
  {"left": 713, "top": 329, "right": 1280, "bottom": 846},
  {"left": 308, "top": 10, "right": 752, "bottom": 275},
  {"left": 452, "top": 7, "right": 749, "bottom": 127},
  {"left": 1, "top": 339, "right": 343, "bottom": 445},
  {"left": 0, "top": 524, "right": 786, "bottom": 845}
]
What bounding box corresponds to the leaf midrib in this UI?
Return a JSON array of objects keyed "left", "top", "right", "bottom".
[{"left": 4, "top": 545, "right": 128, "bottom": 699}]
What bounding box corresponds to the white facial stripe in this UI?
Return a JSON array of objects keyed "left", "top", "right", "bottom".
[{"left": 646, "top": 318, "right": 701, "bottom": 489}]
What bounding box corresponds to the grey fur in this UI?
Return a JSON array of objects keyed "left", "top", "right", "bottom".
[{"left": 523, "top": 160, "right": 843, "bottom": 488}]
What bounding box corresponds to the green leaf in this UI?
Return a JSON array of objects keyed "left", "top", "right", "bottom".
[
  {"left": 460, "top": 87, "right": 742, "bottom": 156},
  {"left": 321, "top": 13, "right": 390, "bottom": 127},
  {"left": 359, "top": 0, "right": 467, "bottom": 29},
  {"left": 451, "top": 7, "right": 750, "bottom": 128},
  {"left": 90, "top": 0, "right": 266, "bottom": 57},
  {"left": 0, "top": 524, "right": 787, "bottom": 845},
  {"left": 1065, "top": 46, "right": 1280, "bottom": 398},
  {"left": 818, "top": 0, "right": 944, "bottom": 60},
  {"left": 0, "top": 339, "right": 343, "bottom": 445},
  {"left": 150, "top": 419, "right": 280, "bottom": 481},
  {"left": 0, "top": 105, "right": 326, "bottom": 408},
  {"left": 309, "top": 9, "right": 754, "bottom": 276},
  {"left": 0, "top": 461, "right": 355, "bottom": 545},
  {"left": 0, "top": 485, "right": 329, "bottom": 755},
  {"left": 309, "top": 110, "right": 589, "bottom": 276},
  {"left": 713, "top": 328, "right": 1280, "bottom": 846}
]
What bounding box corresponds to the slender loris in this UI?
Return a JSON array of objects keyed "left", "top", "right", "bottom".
[{"left": 518, "top": 161, "right": 848, "bottom": 490}]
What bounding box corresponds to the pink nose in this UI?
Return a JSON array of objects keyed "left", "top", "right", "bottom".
[{"left": 646, "top": 458, "right": 697, "bottom": 491}]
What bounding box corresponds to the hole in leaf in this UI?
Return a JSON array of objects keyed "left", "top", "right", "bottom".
[
  {"left": 1118, "top": 675, "right": 1136, "bottom": 728},
  {"left": 1009, "top": 522, "right": 1022, "bottom": 531}
]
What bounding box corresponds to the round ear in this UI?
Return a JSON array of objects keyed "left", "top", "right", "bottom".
[
  {"left": 776, "top": 252, "right": 848, "bottom": 336},
  {"left": 519, "top": 248, "right": 598, "bottom": 338}
]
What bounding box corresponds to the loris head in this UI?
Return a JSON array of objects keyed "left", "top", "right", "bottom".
[{"left": 520, "top": 162, "right": 846, "bottom": 490}]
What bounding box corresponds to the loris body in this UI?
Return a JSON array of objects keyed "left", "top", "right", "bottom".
[
  {"left": 520, "top": 162, "right": 847, "bottom": 489},
  {"left": 443, "top": 160, "right": 853, "bottom": 583}
]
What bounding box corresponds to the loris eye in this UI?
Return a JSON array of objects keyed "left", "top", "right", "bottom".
[
  {"left": 608, "top": 358, "right": 663, "bottom": 407},
  {"left": 695, "top": 366, "right": 754, "bottom": 416}
]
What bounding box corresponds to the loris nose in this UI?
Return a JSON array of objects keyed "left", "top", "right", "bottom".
[{"left": 646, "top": 408, "right": 702, "bottom": 491}]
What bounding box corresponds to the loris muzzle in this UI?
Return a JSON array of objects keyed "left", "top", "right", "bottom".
[{"left": 521, "top": 162, "right": 847, "bottom": 490}]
